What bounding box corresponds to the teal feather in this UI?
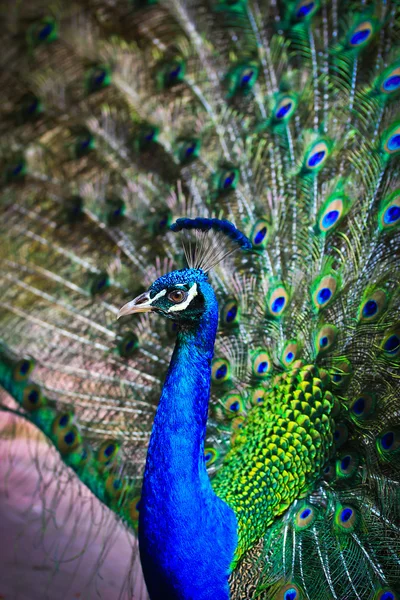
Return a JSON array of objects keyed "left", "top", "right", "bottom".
[{"left": 0, "top": 1, "right": 400, "bottom": 599}]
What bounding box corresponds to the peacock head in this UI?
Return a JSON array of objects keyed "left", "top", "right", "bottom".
[
  {"left": 118, "top": 267, "right": 213, "bottom": 324},
  {"left": 118, "top": 218, "right": 252, "bottom": 324}
]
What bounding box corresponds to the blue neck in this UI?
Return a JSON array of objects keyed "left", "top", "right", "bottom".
[{"left": 139, "top": 283, "right": 237, "bottom": 600}]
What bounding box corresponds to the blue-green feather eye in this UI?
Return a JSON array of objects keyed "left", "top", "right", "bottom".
[
  {"left": 333, "top": 423, "right": 348, "bottom": 448},
  {"left": 86, "top": 65, "right": 111, "bottom": 94},
  {"left": 135, "top": 124, "right": 160, "bottom": 151},
  {"left": 221, "top": 298, "right": 240, "bottom": 326},
  {"left": 336, "top": 452, "right": 358, "bottom": 478},
  {"left": 373, "top": 589, "right": 398, "bottom": 600},
  {"left": 378, "top": 191, "right": 400, "bottom": 231},
  {"left": 381, "top": 327, "right": 400, "bottom": 359},
  {"left": 6, "top": 157, "right": 27, "bottom": 182},
  {"left": 330, "top": 359, "right": 352, "bottom": 388},
  {"left": 27, "top": 17, "right": 58, "bottom": 46},
  {"left": 22, "top": 383, "right": 45, "bottom": 411},
  {"left": 250, "top": 386, "right": 266, "bottom": 405},
  {"left": 317, "top": 194, "right": 349, "bottom": 234},
  {"left": 294, "top": 0, "right": 319, "bottom": 20},
  {"left": 311, "top": 273, "right": 339, "bottom": 310},
  {"left": 377, "top": 428, "right": 400, "bottom": 457},
  {"left": 350, "top": 393, "right": 375, "bottom": 421},
  {"left": 334, "top": 505, "right": 358, "bottom": 533},
  {"left": 381, "top": 122, "right": 400, "bottom": 156},
  {"left": 346, "top": 19, "right": 377, "bottom": 49},
  {"left": 294, "top": 505, "right": 317, "bottom": 530},
  {"left": 204, "top": 447, "right": 219, "bottom": 466},
  {"left": 217, "top": 168, "right": 239, "bottom": 193},
  {"left": 91, "top": 272, "right": 110, "bottom": 295},
  {"left": 19, "top": 93, "right": 43, "bottom": 122},
  {"left": 272, "top": 95, "right": 297, "bottom": 123},
  {"left": 128, "top": 495, "right": 141, "bottom": 529},
  {"left": 315, "top": 324, "right": 337, "bottom": 354},
  {"left": 12, "top": 357, "right": 35, "bottom": 381},
  {"left": 97, "top": 440, "right": 120, "bottom": 465},
  {"left": 225, "top": 63, "right": 259, "bottom": 98},
  {"left": 376, "top": 62, "right": 400, "bottom": 96},
  {"left": 223, "top": 392, "right": 245, "bottom": 417},
  {"left": 106, "top": 198, "right": 125, "bottom": 226},
  {"left": 211, "top": 358, "right": 231, "bottom": 383},
  {"left": 52, "top": 413, "right": 82, "bottom": 455},
  {"left": 266, "top": 284, "right": 289, "bottom": 318},
  {"left": 303, "top": 140, "right": 331, "bottom": 173},
  {"left": 250, "top": 218, "right": 270, "bottom": 249},
  {"left": 281, "top": 340, "right": 300, "bottom": 368},
  {"left": 177, "top": 138, "right": 201, "bottom": 164},
  {"left": 157, "top": 60, "right": 186, "bottom": 90},
  {"left": 275, "top": 582, "right": 304, "bottom": 600},
  {"left": 358, "top": 289, "right": 388, "bottom": 322},
  {"left": 74, "top": 130, "right": 95, "bottom": 158},
  {"left": 251, "top": 349, "right": 272, "bottom": 378},
  {"left": 118, "top": 332, "right": 139, "bottom": 357}
]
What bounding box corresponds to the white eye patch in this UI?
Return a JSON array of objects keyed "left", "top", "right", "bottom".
[
  {"left": 148, "top": 289, "right": 167, "bottom": 304},
  {"left": 168, "top": 283, "right": 198, "bottom": 312}
]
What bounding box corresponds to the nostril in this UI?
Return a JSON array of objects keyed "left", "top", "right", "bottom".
[{"left": 135, "top": 294, "right": 150, "bottom": 305}]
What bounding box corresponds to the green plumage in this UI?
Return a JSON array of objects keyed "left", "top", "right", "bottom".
[{"left": 0, "top": 0, "right": 400, "bottom": 598}]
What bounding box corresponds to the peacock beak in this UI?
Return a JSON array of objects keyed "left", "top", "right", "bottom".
[{"left": 117, "top": 292, "right": 153, "bottom": 318}]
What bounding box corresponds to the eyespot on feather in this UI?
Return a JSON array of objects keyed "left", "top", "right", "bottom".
[
  {"left": 266, "top": 285, "right": 289, "bottom": 317},
  {"left": 22, "top": 383, "right": 45, "bottom": 411},
  {"left": 315, "top": 324, "right": 338, "bottom": 354},
  {"left": 177, "top": 138, "right": 201, "bottom": 164},
  {"left": 311, "top": 273, "right": 339, "bottom": 310},
  {"left": 204, "top": 447, "right": 219, "bottom": 466},
  {"left": 97, "top": 440, "right": 120, "bottom": 465},
  {"left": 129, "top": 495, "right": 141, "bottom": 528},
  {"left": 350, "top": 392, "right": 375, "bottom": 421},
  {"left": 330, "top": 359, "right": 352, "bottom": 388},
  {"left": 294, "top": 0, "right": 319, "bottom": 20},
  {"left": 281, "top": 341, "right": 300, "bottom": 368},
  {"left": 27, "top": 17, "right": 58, "bottom": 46},
  {"left": 303, "top": 139, "right": 331, "bottom": 172},
  {"left": 377, "top": 62, "right": 400, "bottom": 96},
  {"left": 223, "top": 393, "right": 245, "bottom": 417},
  {"left": 333, "top": 423, "right": 348, "bottom": 449},
  {"left": 376, "top": 428, "right": 400, "bottom": 457},
  {"left": 273, "top": 582, "right": 304, "bottom": 600},
  {"left": 358, "top": 289, "right": 388, "bottom": 322},
  {"left": 336, "top": 451, "right": 358, "bottom": 478},
  {"left": 381, "top": 122, "right": 400, "bottom": 156},
  {"left": 211, "top": 358, "right": 231, "bottom": 383},
  {"left": 334, "top": 505, "right": 358, "bottom": 533},
  {"left": 380, "top": 327, "right": 400, "bottom": 359},
  {"left": 317, "top": 195, "right": 348, "bottom": 234},
  {"left": 225, "top": 62, "right": 259, "bottom": 98},
  {"left": 251, "top": 349, "right": 272, "bottom": 378},
  {"left": 12, "top": 356, "right": 35, "bottom": 381},
  {"left": 86, "top": 65, "right": 111, "bottom": 94},
  {"left": 273, "top": 95, "right": 297, "bottom": 122},
  {"left": 217, "top": 168, "right": 239, "bottom": 193},
  {"left": 118, "top": 332, "right": 139, "bottom": 358},
  {"left": 294, "top": 504, "right": 317, "bottom": 530},
  {"left": 221, "top": 298, "right": 240, "bottom": 325},
  {"left": 250, "top": 218, "right": 270, "bottom": 249},
  {"left": 347, "top": 20, "right": 376, "bottom": 49},
  {"left": 373, "top": 588, "right": 398, "bottom": 600},
  {"left": 378, "top": 191, "right": 400, "bottom": 231},
  {"left": 250, "top": 386, "right": 266, "bottom": 405}
]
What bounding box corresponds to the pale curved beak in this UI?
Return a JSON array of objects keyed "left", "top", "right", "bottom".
[{"left": 117, "top": 292, "right": 153, "bottom": 319}]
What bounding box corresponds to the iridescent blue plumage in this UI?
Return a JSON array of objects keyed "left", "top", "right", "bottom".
[{"left": 137, "top": 269, "right": 237, "bottom": 600}]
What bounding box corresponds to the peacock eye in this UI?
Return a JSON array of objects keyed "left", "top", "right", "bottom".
[{"left": 168, "top": 289, "right": 187, "bottom": 304}]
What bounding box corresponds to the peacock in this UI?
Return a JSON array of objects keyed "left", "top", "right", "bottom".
[{"left": 0, "top": 0, "right": 399, "bottom": 598}]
